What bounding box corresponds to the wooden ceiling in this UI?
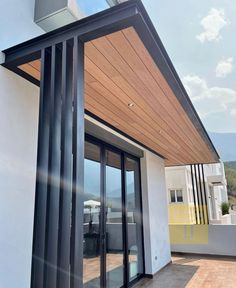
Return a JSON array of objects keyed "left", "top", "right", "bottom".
[{"left": 18, "top": 27, "right": 218, "bottom": 166}]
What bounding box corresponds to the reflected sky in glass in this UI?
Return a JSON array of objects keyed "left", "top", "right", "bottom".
[{"left": 85, "top": 160, "right": 135, "bottom": 200}]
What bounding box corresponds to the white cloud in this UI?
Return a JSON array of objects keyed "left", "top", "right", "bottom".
[
  {"left": 182, "top": 74, "right": 236, "bottom": 118},
  {"left": 196, "top": 8, "right": 229, "bottom": 43},
  {"left": 230, "top": 109, "right": 236, "bottom": 116},
  {"left": 216, "top": 57, "right": 234, "bottom": 78}
]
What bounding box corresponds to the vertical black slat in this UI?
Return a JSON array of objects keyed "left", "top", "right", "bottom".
[
  {"left": 194, "top": 164, "right": 202, "bottom": 224},
  {"left": 194, "top": 165, "right": 203, "bottom": 224},
  {"left": 197, "top": 164, "right": 205, "bottom": 224},
  {"left": 190, "top": 165, "right": 198, "bottom": 225},
  {"left": 133, "top": 159, "right": 143, "bottom": 276},
  {"left": 57, "top": 40, "right": 74, "bottom": 288},
  {"left": 138, "top": 158, "right": 145, "bottom": 276},
  {"left": 201, "top": 164, "right": 209, "bottom": 224},
  {"left": 199, "top": 164, "right": 207, "bottom": 225},
  {"left": 44, "top": 44, "right": 62, "bottom": 288},
  {"left": 71, "top": 37, "right": 85, "bottom": 288},
  {"left": 100, "top": 147, "right": 106, "bottom": 288},
  {"left": 193, "top": 165, "right": 201, "bottom": 224},
  {"left": 122, "top": 154, "right": 129, "bottom": 287},
  {"left": 31, "top": 48, "right": 51, "bottom": 288}
]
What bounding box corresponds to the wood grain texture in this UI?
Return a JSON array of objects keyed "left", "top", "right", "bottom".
[{"left": 17, "top": 27, "right": 217, "bottom": 166}]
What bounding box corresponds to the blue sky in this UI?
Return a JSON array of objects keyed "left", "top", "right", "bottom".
[{"left": 77, "top": 0, "right": 236, "bottom": 133}]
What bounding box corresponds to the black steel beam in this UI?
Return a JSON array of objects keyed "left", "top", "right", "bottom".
[{"left": 2, "top": 1, "right": 139, "bottom": 66}]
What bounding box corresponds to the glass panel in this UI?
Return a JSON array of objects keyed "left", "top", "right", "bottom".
[
  {"left": 106, "top": 150, "right": 124, "bottom": 288},
  {"left": 176, "top": 190, "right": 183, "bottom": 202},
  {"left": 170, "top": 190, "right": 176, "bottom": 203},
  {"left": 126, "top": 157, "right": 143, "bottom": 282},
  {"left": 83, "top": 141, "right": 101, "bottom": 288}
]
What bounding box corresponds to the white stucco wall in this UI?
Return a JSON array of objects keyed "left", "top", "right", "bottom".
[
  {"left": 165, "top": 167, "right": 189, "bottom": 204},
  {"left": 141, "top": 151, "right": 171, "bottom": 275},
  {"left": 0, "top": 0, "right": 43, "bottom": 50},
  {"left": 171, "top": 225, "right": 236, "bottom": 257},
  {"left": 0, "top": 1, "right": 43, "bottom": 287},
  {"left": 0, "top": 66, "right": 39, "bottom": 288}
]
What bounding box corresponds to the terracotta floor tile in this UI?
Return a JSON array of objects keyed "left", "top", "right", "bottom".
[{"left": 134, "top": 254, "right": 236, "bottom": 288}]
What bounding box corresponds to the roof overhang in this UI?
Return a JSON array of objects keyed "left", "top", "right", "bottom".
[{"left": 1, "top": 0, "right": 219, "bottom": 166}]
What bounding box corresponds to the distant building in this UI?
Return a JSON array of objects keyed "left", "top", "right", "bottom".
[{"left": 166, "top": 162, "right": 228, "bottom": 225}]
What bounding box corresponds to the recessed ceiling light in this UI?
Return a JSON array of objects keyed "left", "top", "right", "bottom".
[{"left": 128, "top": 103, "right": 135, "bottom": 107}]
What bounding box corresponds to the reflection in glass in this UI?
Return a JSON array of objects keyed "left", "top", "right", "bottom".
[
  {"left": 106, "top": 150, "right": 124, "bottom": 288},
  {"left": 83, "top": 140, "right": 144, "bottom": 287},
  {"left": 176, "top": 190, "right": 183, "bottom": 202},
  {"left": 170, "top": 190, "right": 175, "bottom": 203},
  {"left": 126, "top": 157, "right": 143, "bottom": 282},
  {"left": 83, "top": 141, "right": 101, "bottom": 288}
]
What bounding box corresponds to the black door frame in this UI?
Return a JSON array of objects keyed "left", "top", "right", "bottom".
[{"left": 85, "top": 134, "right": 145, "bottom": 288}]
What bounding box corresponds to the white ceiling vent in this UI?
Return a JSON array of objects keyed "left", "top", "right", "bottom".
[{"left": 34, "top": 0, "right": 84, "bottom": 32}]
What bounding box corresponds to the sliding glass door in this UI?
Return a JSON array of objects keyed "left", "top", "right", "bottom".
[
  {"left": 83, "top": 138, "right": 143, "bottom": 288},
  {"left": 105, "top": 150, "right": 124, "bottom": 288},
  {"left": 83, "top": 141, "right": 101, "bottom": 288},
  {"left": 125, "top": 158, "right": 143, "bottom": 282}
]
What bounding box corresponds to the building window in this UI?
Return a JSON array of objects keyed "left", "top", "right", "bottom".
[{"left": 170, "top": 189, "right": 183, "bottom": 203}]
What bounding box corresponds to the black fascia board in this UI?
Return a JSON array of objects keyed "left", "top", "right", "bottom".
[
  {"left": 2, "top": 0, "right": 140, "bottom": 66},
  {"left": 1, "top": 0, "right": 219, "bottom": 162}
]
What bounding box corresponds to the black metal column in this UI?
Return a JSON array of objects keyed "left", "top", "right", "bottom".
[
  {"left": 31, "top": 48, "right": 52, "bottom": 288},
  {"left": 122, "top": 154, "right": 129, "bottom": 287},
  {"left": 57, "top": 40, "right": 74, "bottom": 288},
  {"left": 194, "top": 164, "right": 203, "bottom": 224},
  {"left": 197, "top": 164, "right": 205, "bottom": 224},
  {"left": 190, "top": 165, "right": 198, "bottom": 224},
  {"left": 100, "top": 147, "right": 107, "bottom": 288},
  {"left": 31, "top": 37, "right": 85, "bottom": 288},
  {"left": 44, "top": 44, "right": 63, "bottom": 288},
  {"left": 190, "top": 164, "right": 209, "bottom": 225},
  {"left": 70, "top": 37, "right": 85, "bottom": 288},
  {"left": 200, "top": 164, "right": 209, "bottom": 224}
]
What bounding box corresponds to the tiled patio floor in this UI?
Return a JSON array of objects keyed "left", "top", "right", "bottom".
[
  {"left": 134, "top": 253, "right": 236, "bottom": 288},
  {"left": 83, "top": 253, "right": 137, "bottom": 285}
]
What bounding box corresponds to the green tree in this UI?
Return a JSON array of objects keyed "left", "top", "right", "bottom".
[{"left": 224, "top": 162, "right": 236, "bottom": 205}]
